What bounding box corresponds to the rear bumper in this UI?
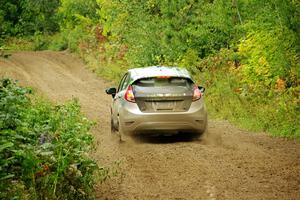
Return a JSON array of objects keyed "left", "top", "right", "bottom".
[{"left": 119, "top": 99, "right": 207, "bottom": 135}]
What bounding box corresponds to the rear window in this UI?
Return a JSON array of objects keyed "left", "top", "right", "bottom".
[{"left": 134, "top": 77, "right": 193, "bottom": 87}]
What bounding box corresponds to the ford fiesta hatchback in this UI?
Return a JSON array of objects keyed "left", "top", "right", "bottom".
[{"left": 105, "top": 66, "right": 207, "bottom": 138}]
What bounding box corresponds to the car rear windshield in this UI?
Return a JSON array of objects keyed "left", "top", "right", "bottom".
[{"left": 134, "top": 77, "right": 193, "bottom": 87}]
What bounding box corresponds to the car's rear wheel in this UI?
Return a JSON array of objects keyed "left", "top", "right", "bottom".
[
  {"left": 111, "top": 118, "right": 118, "bottom": 134},
  {"left": 197, "top": 129, "right": 208, "bottom": 139},
  {"left": 196, "top": 118, "right": 208, "bottom": 140},
  {"left": 117, "top": 117, "right": 128, "bottom": 142},
  {"left": 111, "top": 117, "right": 127, "bottom": 142}
]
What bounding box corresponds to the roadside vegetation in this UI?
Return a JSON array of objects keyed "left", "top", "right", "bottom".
[
  {"left": 0, "top": 0, "right": 299, "bottom": 139},
  {"left": 0, "top": 79, "right": 107, "bottom": 199}
]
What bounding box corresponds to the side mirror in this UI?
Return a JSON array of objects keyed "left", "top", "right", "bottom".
[
  {"left": 198, "top": 86, "right": 205, "bottom": 93},
  {"left": 105, "top": 87, "right": 116, "bottom": 98}
]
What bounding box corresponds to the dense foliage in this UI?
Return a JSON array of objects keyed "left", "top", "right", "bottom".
[
  {"left": 0, "top": 0, "right": 60, "bottom": 37},
  {"left": 0, "top": 79, "right": 104, "bottom": 199},
  {"left": 1, "top": 0, "right": 299, "bottom": 138},
  {"left": 97, "top": 0, "right": 299, "bottom": 88}
]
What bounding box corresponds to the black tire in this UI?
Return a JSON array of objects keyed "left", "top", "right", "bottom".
[
  {"left": 117, "top": 119, "right": 130, "bottom": 142},
  {"left": 195, "top": 118, "right": 208, "bottom": 140},
  {"left": 111, "top": 118, "right": 118, "bottom": 134}
]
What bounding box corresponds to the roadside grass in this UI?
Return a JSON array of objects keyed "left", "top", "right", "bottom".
[
  {"left": 0, "top": 79, "right": 109, "bottom": 199},
  {"left": 200, "top": 69, "right": 300, "bottom": 138},
  {"left": 83, "top": 52, "right": 126, "bottom": 83},
  {"left": 1, "top": 34, "right": 67, "bottom": 52},
  {"left": 1, "top": 37, "right": 36, "bottom": 51}
]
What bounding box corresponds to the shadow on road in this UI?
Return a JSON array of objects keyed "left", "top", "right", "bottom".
[{"left": 131, "top": 132, "right": 204, "bottom": 144}]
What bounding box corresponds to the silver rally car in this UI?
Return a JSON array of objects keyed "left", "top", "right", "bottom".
[{"left": 106, "top": 66, "right": 207, "bottom": 138}]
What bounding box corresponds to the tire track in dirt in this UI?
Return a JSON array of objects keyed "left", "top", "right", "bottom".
[{"left": 1, "top": 51, "right": 299, "bottom": 200}]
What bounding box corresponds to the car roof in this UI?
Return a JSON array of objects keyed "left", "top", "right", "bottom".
[{"left": 128, "top": 66, "right": 192, "bottom": 81}]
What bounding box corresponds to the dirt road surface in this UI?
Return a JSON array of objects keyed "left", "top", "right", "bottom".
[{"left": 1, "top": 51, "right": 299, "bottom": 200}]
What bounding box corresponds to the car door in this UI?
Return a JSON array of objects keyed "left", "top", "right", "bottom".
[{"left": 112, "top": 73, "right": 130, "bottom": 127}]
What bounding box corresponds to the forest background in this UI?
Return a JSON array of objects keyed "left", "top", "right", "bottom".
[{"left": 1, "top": 0, "right": 299, "bottom": 138}]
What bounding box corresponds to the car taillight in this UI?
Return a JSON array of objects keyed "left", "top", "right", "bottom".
[
  {"left": 192, "top": 85, "right": 202, "bottom": 101},
  {"left": 124, "top": 85, "right": 135, "bottom": 103}
]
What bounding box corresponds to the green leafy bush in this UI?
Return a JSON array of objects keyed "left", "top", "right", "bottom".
[
  {"left": 0, "top": 0, "right": 60, "bottom": 38},
  {"left": 98, "top": 0, "right": 236, "bottom": 67},
  {"left": 195, "top": 50, "right": 300, "bottom": 138},
  {"left": 53, "top": 0, "right": 100, "bottom": 52},
  {"left": 0, "top": 79, "right": 105, "bottom": 199}
]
